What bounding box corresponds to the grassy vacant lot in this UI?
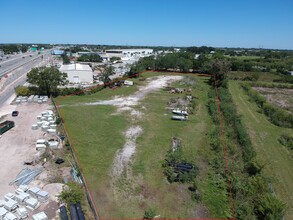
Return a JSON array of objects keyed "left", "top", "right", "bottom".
[
  {"left": 229, "top": 81, "right": 293, "bottom": 218},
  {"left": 227, "top": 71, "right": 281, "bottom": 82},
  {"left": 57, "top": 72, "right": 231, "bottom": 218}
]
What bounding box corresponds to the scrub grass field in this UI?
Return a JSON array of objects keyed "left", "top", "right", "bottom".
[
  {"left": 57, "top": 73, "right": 231, "bottom": 218},
  {"left": 229, "top": 81, "right": 293, "bottom": 219}
]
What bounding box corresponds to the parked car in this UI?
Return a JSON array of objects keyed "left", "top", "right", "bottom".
[{"left": 12, "top": 111, "right": 19, "bottom": 117}]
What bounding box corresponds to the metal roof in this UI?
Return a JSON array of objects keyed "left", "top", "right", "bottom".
[{"left": 59, "top": 63, "right": 92, "bottom": 72}]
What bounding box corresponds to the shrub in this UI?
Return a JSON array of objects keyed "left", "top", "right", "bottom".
[
  {"left": 15, "top": 86, "right": 31, "bottom": 96},
  {"left": 143, "top": 207, "right": 156, "bottom": 219},
  {"left": 278, "top": 133, "right": 293, "bottom": 150},
  {"left": 57, "top": 182, "right": 83, "bottom": 208}
]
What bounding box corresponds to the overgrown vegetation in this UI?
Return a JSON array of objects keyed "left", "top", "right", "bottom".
[
  {"left": 58, "top": 182, "right": 83, "bottom": 208},
  {"left": 162, "top": 141, "right": 199, "bottom": 183},
  {"left": 241, "top": 83, "right": 293, "bottom": 128},
  {"left": 77, "top": 54, "right": 102, "bottom": 62},
  {"left": 206, "top": 60, "right": 286, "bottom": 219},
  {"left": 278, "top": 133, "right": 293, "bottom": 150}
]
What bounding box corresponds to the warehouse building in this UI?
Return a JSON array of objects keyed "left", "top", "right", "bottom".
[
  {"left": 59, "top": 63, "right": 93, "bottom": 83},
  {"left": 105, "top": 48, "right": 153, "bottom": 58}
]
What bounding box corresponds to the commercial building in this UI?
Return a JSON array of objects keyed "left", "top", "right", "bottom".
[
  {"left": 105, "top": 48, "right": 153, "bottom": 58},
  {"left": 59, "top": 63, "right": 93, "bottom": 83},
  {"left": 51, "top": 50, "right": 65, "bottom": 55}
]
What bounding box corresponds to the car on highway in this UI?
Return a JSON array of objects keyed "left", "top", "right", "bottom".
[{"left": 12, "top": 111, "right": 19, "bottom": 117}]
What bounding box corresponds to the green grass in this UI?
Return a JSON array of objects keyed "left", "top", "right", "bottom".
[
  {"left": 229, "top": 81, "right": 293, "bottom": 219},
  {"left": 58, "top": 73, "right": 231, "bottom": 218},
  {"left": 227, "top": 71, "right": 281, "bottom": 82},
  {"left": 225, "top": 55, "right": 262, "bottom": 60}
]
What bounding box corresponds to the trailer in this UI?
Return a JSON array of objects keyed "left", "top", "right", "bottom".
[
  {"left": 171, "top": 115, "right": 188, "bottom": 121},
  {"left": 0, "top": 121, "right": 15, "bottom": 135},
  {"left": 172, "top": 109, "right": 188, "bottom": 116}
]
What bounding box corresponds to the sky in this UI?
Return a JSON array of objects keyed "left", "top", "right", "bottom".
[{"left": 0, "top": 0, "right": 293, "bottom": 49}]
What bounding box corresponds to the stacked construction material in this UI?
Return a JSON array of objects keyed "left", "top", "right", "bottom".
[
  {"left": 24, "top": 197, "right": 39, "bottom": 210},
  {"left": 15, "top": 207, "right": 28, "bottom": 219},
  {"left": 14, "top": 191, "right": 30, "bottom": 204},
  {"left": 3, "top": 212, "right": 17, "bottom": 220},
  {"left": 32, "top": 212, "right": 48, "bottom": 220},
  {"left": 28, "top": 187, "right": 40, "bottom": 198},
  {"left": 10, "top": 168, "right": 43, "bottom": 186},
  {"left": 0, "top": 207, "right": 8, "bottom": 220},
  {"left": 35, "top": 191, "right": 49, "bottom": 203},
  {"left": 3, "top": 199, "right": 17, "bottom": 212},
  {"left": 18, "top": 185, "right": 29, "bottom": 193},
  {"left": 48, "top": 140, "right": 58, "bottom": 149},
  {"left": 34, "top": 110, "right": 57, "bottom": 135},
  {"left": 0, "top": 200, "right": 5, "bottom": 207},
  {"left": 3, "top": 194, "right": 14, "bottom": 201}
]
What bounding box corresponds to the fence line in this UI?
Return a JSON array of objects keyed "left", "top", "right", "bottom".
[{"left": 51, "top": 96, "right": 100, "bottom": 220}]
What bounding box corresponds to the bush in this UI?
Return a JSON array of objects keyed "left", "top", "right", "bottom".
[
  {"left": 57, "top": 182, "right": 83, "bottom": 208},
  {"left": 278, "top": 133, "right": 293, "bottom": 150},
  {"left": 15, "top": 86, "right": 31, "bottom": 96},
  {"left": 143, "top": 207, "right": 156, "bottom": 219},
  {"left": 256, "top": 194, "right": 286, "bottom": 220}
]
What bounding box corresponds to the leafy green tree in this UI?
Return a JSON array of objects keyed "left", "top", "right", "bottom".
[
  {"left": 77, "top": 54, "right": 102, "bottom": 62},
  {"left": 110, "top": 56, "right": 121, "bottom": 63},
  {"left": 100, "top": 65, "right": 115, "bottom": 86},
  {"left": 210, "top": 59, "right": 231, "bottom": 88},
  {"left": 62, "top": 54, "right": 70, "bottom": 64},
  {"left": 27, "top": 67, "right": 68, "bottom": 96}
]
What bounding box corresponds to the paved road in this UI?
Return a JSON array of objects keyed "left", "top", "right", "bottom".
[
  {"left": 0, "top": 51, "right": 51, "bottom": 108},
  {"left": 0, "top": 52, "right": 36, "bottom": 74}
]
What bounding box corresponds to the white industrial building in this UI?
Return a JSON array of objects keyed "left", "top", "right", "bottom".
[
  {"left": 105, "top": 48, "right": 153, "bottom": 58},
  {"left": 59, "top": 63, "right": 93, "bottom": 83}
]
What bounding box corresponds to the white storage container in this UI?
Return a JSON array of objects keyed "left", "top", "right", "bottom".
[
  {"left": 32, "top": 124, "right": 38, "bottom": 130},
  {"left": 47, "top": 129, "right": 56, "bottom": 135},
  {"left": 36, "top": 139, "right": 47, "bottom": 145},
  {"left": 32, "top": 212, "right": 48, "bottom": 220},
  {"left": 36, "top": 144, "right": 46, "bottom": 151},
  {"left": 41, "top": 125, "right": 49, "bottom": 132}
]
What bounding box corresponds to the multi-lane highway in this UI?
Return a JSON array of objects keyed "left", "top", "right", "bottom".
[{"left": 0, "top": 50, "right": 51, "bottom": 107}]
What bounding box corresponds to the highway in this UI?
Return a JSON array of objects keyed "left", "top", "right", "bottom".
[
  {"left": 0, "top": 50, "right": 51, "bottom": 108},
  {"left": 0, "top": 52, "right": 40, "bottom": 77}
]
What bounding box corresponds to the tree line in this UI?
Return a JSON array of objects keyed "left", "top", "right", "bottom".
[{"left": 0, "top": 44, "right": 28, "bottom": 54}]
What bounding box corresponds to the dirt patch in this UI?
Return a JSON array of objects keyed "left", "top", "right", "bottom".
[
  {"left": 253, "top": 87, "right": 293, "bottom": 113},
  {"left": 112, "top": 125, "right": 143, "bottom": 179}
]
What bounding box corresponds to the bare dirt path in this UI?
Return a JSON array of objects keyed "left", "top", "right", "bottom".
[{"left": 81, "top": 75, "right": 183, "bottom": 178}]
